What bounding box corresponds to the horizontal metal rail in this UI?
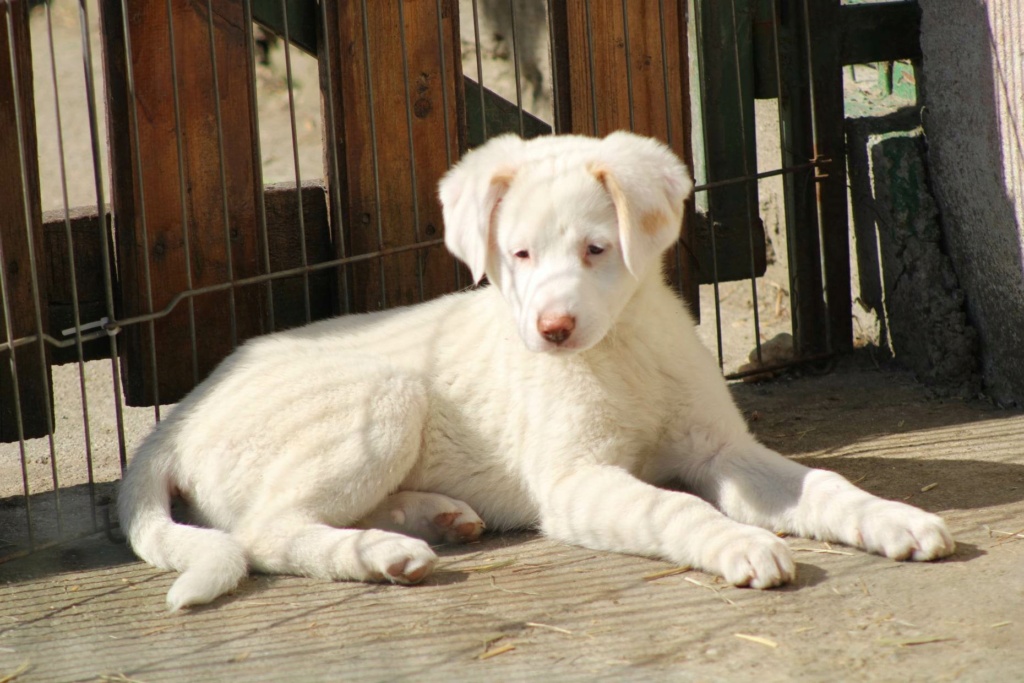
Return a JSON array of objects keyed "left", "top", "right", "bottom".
[{"left": 0, "top": 238, "right": 446, "bottom": 354}]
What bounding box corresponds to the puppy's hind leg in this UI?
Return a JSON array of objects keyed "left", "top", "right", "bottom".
[
  {"left": 241, "top": 368, "right": 442, "bottom": 585},
  {"left": 244, "top": 518, "right": 438, "bottom": 584}
]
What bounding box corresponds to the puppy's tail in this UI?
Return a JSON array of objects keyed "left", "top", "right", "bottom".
[{"left": 118, "top": 441, "right": 247, "bottom": 611}]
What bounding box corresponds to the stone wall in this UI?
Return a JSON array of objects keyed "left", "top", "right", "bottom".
[
  {"left": 919, "top": 0, "right": 1024, "bottom": 406},
  {"left": 848, "top": 112, "right": 980, "bottom": 397}
]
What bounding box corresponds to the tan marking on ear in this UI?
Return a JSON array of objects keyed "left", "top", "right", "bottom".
[
  {"left": 640, "top": 210, "right": 668, "bottom": 236},
  {"left": 491, "top": 168, "right": 517, "bottom": 189},
  {"left": 486, "top": 168, "right": 517, "bottom": 232},
  {"left": 588, "top": 162, "right": 632, "bottom": 234}
]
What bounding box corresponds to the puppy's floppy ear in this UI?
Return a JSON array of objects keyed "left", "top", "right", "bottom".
[
  {"left": 589, "top": 131, "right": 694, "bottom": 279},
  {"left": 439, "top": 135, "right": 526, "bottom": 283}
]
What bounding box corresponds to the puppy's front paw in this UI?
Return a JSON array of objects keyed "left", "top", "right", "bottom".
[
  {"left": 853, "top": 502, "right": 955, "bottom": 561},
  {"left": 704, "top": 526, "right": 796, "bottom": 589}
]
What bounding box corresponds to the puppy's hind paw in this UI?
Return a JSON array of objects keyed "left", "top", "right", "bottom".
[
  {"left": 359, "top": 490, "right": 485, "bottom": 545},
  {"left": 433, "top": 509, "right": 485, "bottom": 544}
]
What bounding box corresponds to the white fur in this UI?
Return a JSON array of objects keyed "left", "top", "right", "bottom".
[{"left": 119, "top": 132, "right": 955, "bottom": 611}]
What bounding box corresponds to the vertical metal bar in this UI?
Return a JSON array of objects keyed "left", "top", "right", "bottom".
[
  {"left": 204, "top": 0, "right": 239, "bottom": 349},
  {"left": 709, "top": 211, "right": 724, "bottom": 369},
  {"left": 358, "top": 0, "right": 388, "bottom": 308},
  {"left": 770, "top": 0, "right": 798, "bottom": 355},
  {"left": 620, "top": 0, "right": 636, "bottom": 131},
  {"left": 800, "top": 0, "right": 828, "bottom": 353},
  {"left": 164, "top": 0, "right": 201, "bottom": 386},
  {"left": 801, "top": 0, "right": 840, "bottom": 354},
  {"left": 6, "top": 4, "right": 60, "bottom": 534},
  {"left": 46, "top": 2, "right": 97, "bottom": 526},
  {"left": 727, "top": 0, "right": 763, "bottom": 364},
  {"left": 243, "top": 0, "right": 276, "bottom": 331},
  {"left": 0, "top": 229, "right": 33, "bottom": 547},
  {"left": 773, "top": 0, "right": 827, "bottom": 357},
  {"left": 547, "top": 0, "right": 565, "bottom": 131},
  {"left": 656, "top": 0, "right": 684, "bottom": 289},
  {"left": 0, "top": 8, "right": 33, "bottom": 538},
  {"left": 118, "top": 0, "right": 162, "bottom": 419},
  {"left": 434, "top": 0, "right": 454, "bottom": 168},
  {"left": 508, "top": 0, "right": 525, "bottom": 136},
  {"left": 657, "top": 0, "right": 673, "bottom": 147},
  {"left": 770, "top": 0, "right": 785, "bottom": 153},
  {"left": 78, "top": 0, "right": 128, "bottom": 471},
  {"left": 279, "top": 0, "right": 312, "bottom": 323},
  {"left": 583, "top": 0, "right": 599, "bottom": 135},
  {"left": 470, "top": 0, "right": 488, "bottom": 140},
  {"left": 799, "top": 0, "right": 821, "bottom": 223},
  {"left": 318, "top": 0, "right": 350, "bottom": 314},
  {"left": 396, "top": 0, "right": 426, "bottom": 302},
  {"left": 435, "top": 0, "right": 460, "bottom": 289},
  {"left": 692, "top": 0, "right": 725, "bottom": 368}
]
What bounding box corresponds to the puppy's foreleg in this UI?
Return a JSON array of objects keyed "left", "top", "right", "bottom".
[
  {"left": 534, "top": 464, "right": 795, "bottom": 588},
  {"left": 677, "top": 439, "right": 955, "bottom": 561}
]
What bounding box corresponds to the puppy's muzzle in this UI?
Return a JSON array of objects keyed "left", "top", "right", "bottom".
[{"left": 537, "top": 313, "right": 576, "bottom": 344}]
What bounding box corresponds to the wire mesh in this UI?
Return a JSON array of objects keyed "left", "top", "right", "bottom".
[{"left": 0, "top": 0, "right": 841, "bottom": 563}]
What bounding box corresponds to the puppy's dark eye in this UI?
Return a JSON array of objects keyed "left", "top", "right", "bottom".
[
  {"left": 514, "top": 249, "right": 530, "bottom": 260},
  {"left": 587, "top": 245, "right": 605, "bottom": 256}
]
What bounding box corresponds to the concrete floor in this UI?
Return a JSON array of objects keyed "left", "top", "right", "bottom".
[{"left": 2, "top": 362, "right": 1022, "bottom": 683}]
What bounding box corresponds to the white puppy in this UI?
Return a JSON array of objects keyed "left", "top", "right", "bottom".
[{"left": 118, "top": 132, "right": 955, "bottom": 611}]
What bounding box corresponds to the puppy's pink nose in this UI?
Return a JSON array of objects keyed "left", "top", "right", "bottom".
[{"left": 538, "top": 313, "right": 576, "bottom": 344}]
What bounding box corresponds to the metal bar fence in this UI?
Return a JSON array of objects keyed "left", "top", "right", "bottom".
[{"left": 0, "top": 0, "right": 879, "bottom": 563}]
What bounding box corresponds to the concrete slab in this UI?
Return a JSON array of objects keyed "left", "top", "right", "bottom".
[{"left": 2, "top": 363, "right": 1022, "bottom": 682}]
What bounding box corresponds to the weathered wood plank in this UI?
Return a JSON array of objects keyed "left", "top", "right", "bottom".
[
  {"left": 775, "top": 0, "right": 827, "bottom": 356},
  {"left": 808, "top": 0, "right": 853, "bottom": 352},
  {"left": 552, "top": 0, "right": 698, "bottom": 314},
  {"left": 840, "top": 1, "right": 921, "bottom": 66},
  {"left": 694, "top": 0, "right": 767, "bottom": 295},
  {"left": 0, "top": 0, "right": 50, "bottom": 442},
  {"left": 320, "top": 0, "right": 463, "bottom": 313},
  {"left": 464, "top": 78, "right": 550, "bottom": 147},
  {"left": 41, "top": 183, "right": 336, "bottom": 368},
  {"left": 251, "top": 0, "right": 317, "bottom": 55},
  {"left": 102, "top": 0, "right": 267, "bottom": 406},
  {"left": 44, "top": 207, "right": 110, "bottom": 365},
  {"left": 263, "top": 181, "right": 335, "bottom": 331}
]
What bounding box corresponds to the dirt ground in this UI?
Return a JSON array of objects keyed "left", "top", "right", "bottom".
[
  {"left": 2, "top": 360, "right": 1023, "bottom": 682},
  {"left": 2, "top": 2, "right": 1023, "bottom": 681}
]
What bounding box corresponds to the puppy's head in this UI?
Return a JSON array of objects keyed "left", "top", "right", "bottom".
[{"left": 439, "top": 132, "right": 693, "bottom": 353}]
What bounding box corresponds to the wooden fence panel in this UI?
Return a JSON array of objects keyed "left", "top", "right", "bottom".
[
  {"left": 0, "top": 0, "right": 50, "bottom": 442},
  {"left": 320, "top": 0, "right": 464, "bottom": 313},
  {"left": 264, "top": 181, "right": 335, "bottom": 331},
  {"left": 44, "top": 207, "right": 110, "bottom": 366},
  {"left": 809, "top": 0, "right": 852, "bottom": 352},
  {"left": 553, "top": 0, "right": 698, "bottom": 313},
  {"left": 102, "top": 0, "right": 267, "bottom": 406},
  {"left": 696, "top": 0, "right": 767, "bottom": 288}
]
